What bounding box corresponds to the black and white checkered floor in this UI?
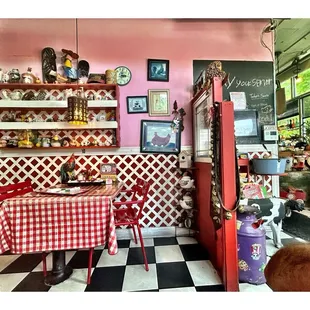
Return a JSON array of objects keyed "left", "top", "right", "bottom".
[{"left": 0, "top": 233, "right": 307, "bottom": 292}]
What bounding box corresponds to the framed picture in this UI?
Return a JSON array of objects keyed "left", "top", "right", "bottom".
[
  {"left": 147, "top": 59, "right": 169, "bottom": 82},
  {"left": 140, "top": 120, "right": 181, "bottom": 154},
  {"left": 148, "top": 89, "right": 170, "bottom": 116},
  {"left": 100, "top": 163, "right": 117, "bottom": 181},
  {"left": 126, "top": 96, "right": 148, "bottom": 114}
]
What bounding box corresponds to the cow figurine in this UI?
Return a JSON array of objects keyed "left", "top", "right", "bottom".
[{"left": 239, "top": 198, "right": 304, "bottom": 248}]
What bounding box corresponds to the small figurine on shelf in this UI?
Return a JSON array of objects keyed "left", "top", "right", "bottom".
[
  {"left": 60, "top": 153, "right": 76, "bottom": 184},
  {"left": 61, "top": 49, "right": 79, "bottom": 82}
]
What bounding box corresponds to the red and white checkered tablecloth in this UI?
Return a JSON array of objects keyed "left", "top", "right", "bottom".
[{"left": 0, "top": 184, "right": 123, "bottom": 255}]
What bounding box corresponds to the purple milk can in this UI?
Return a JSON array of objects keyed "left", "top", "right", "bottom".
[{"left": 237, "top": 207, "right": 267, "bottom": 285}]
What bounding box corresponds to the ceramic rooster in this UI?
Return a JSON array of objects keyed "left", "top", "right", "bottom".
[
  {"left": 151, "top": 133, "right": 171, "bottom": 147},
  {"left": 60, "top": 153, "right": 76, "bottom": 184},
  {"left": 205, "top": 60, "right": 229, "bottom": 89}
]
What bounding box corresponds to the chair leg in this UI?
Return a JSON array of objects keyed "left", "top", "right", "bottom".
[
  {"left": 87, "top": 248, "right": 94, "bottom": 285},
  {"left": 136, "top": 224, "right": 149, "bottom": 271},
  {"left": 42, "top": 252, "right": 47, "bottom": 277},
  {"left": 132, "top": 225, "right": 138, "bottom": 244}
]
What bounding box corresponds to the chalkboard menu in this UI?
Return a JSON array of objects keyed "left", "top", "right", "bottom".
[{"left": 193, "top": 60, "right": 275, "bottom": 144}]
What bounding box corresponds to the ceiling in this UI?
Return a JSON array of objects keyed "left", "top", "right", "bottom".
[{"left": 275, "top": 18, "right": 310, "bottom": 75}]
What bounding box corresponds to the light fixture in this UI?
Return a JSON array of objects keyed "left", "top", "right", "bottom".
[{"left": 67, "top": 19, "right": 88, "bottom": 125}]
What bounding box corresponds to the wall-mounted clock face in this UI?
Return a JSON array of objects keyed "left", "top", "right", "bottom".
[{"left": 115, "top": 66, "right": 132, "bottom": 86}]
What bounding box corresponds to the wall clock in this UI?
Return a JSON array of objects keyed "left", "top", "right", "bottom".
[{"left": 115, "top": 66, "right": 132, "bottom": 86}]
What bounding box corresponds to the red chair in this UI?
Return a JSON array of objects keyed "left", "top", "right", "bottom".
[
  {"left": 113, "top": 178, "right": 151, "bottom": 271},
  {"left": 0, "top": 181, "right": 48, "bottom": 278}
]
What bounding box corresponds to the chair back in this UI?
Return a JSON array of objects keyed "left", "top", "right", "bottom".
[
  {"left": 131, "top": 178, "right": 150, "bottom": 219},
  {"left": 0, "top": 180, "right": 33, "bottom": 202}
]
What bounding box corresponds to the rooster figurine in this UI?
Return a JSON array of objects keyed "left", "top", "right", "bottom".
[
  {"left": 205, "top": 60, "right": 229, "bottom": 89},
  {"left": 60, "top": 153, "right": 76, "bottom": 184}
]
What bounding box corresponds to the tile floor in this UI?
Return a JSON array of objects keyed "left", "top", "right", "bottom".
[{"left": 0, "top": 232, "right": 306, "bottom": 292}]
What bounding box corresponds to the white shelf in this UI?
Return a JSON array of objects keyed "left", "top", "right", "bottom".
[
  {"left": 0, "top": 121, "right": 118, "bottom": 130},
  {"left": 0, "top": 100, "right": 117, "bottom": 108}
]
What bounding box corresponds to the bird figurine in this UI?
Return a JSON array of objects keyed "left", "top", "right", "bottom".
[{"left": 60, "top": 153, "right": 76, "bottom": 184}]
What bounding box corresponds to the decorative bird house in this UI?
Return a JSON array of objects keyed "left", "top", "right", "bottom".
[{"left": 179, "top": 151, "right": 192, "bottom": 169}]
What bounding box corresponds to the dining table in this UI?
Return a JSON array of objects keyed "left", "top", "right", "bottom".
[{"left": 0, "top": 182, "right": 124, "bottom": 285}]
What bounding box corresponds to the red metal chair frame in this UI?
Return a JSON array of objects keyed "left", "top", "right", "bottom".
[{"left": 0, "top": 181, "right": 48, "bottom": 276}]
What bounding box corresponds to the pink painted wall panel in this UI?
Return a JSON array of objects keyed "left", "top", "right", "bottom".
[{"left": 0, "top": 19, "right": 273, "bottom": 147}]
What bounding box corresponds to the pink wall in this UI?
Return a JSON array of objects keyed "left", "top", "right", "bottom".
[{"left": 0, "top": 19, "right": 273, "bottom": 147}]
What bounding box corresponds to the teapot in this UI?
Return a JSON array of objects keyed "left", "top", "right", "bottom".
[
  {"left": 179, "top": 194, "right": 193, "bottom": 209},
  {"left": 179, "top": 176, "right": 195, "bottom": 189},
  {"left": 10, "top": 90, "right": 22, "bottom": 100}
]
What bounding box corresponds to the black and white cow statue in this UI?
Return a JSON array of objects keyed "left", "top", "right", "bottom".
[{"left": 239, "top": 198, "right": 305, "bottom": 248}]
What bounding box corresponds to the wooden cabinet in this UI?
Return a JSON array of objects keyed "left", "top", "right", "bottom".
[{"left": 0, "top": 83, "right": 121, "bottom": 150}]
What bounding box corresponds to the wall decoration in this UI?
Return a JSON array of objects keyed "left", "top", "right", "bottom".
[
  {"left": 78, "top": 60, "right": 90, "bottom": 78},
  {"left": 147, "top": 59, "right": 169, "bottom": 82},
  {"left": 140, "top": 120, "right": 181, "bottom": 154},
  {"left": 61, "top": 48, "right": 79, "bottom": 82},
  {"left": 127, "top": 96, "right": 148, "bottom": 114},
  {"left": 115, "top": 66, "right": 132, "bottom": 86},
  {"left": 148, "top": 89, "right": 170, "bottom": 116},
  {"left": 41, "top": 47, "right": 57, "bottom": 84}
]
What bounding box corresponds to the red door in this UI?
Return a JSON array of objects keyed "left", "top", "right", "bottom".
[{"left": 193, "top": 78, "right": 239, "bottom": 291}]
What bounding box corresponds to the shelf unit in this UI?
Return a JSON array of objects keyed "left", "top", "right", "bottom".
[{"left": 0, "top": 83, "right": 121, "bottom": 150}]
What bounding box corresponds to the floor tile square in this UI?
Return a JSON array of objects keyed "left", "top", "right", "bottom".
[
  {"left": 176, "top": 237, "right": 198, "bottom": 245},
  {"left": 195, "top": 285, "right": 225, "bottom": 291},
  {"left": 155, "top": 245, "right": 184, "bottom": 263},
  {"left": 0, "top": 254, "right": 21, "bottom": 272},
  {"left": 130, "top": 238, "right": 154, "bottom": 248},
  {"left": 0, "top": 272, "right": 28, "bottom": 292},
  {"left": 33, "top": 251, "right": 76, "bottom": 272},
  {"left": 96, "top": 248, "right": 129, "bottom": 267},
  {"left": 179, "top": 244, "right": 209, "bottom": 261},
  {"left": 239, "top": 283, "right": 272, "bottom": 292},
  {"left": 186, "top": 260, "right": 222, "bottom": 286},
  {"left": 157, "top": 262, "right": 194, "bottom": 289},
  {"left": 154, "top": 237, "right": 178, "bottom": 246},
  {"left": 12, "top": 271, "right": 50, "bottom": 292},
  {"left": 67, "top": 249, "right": 103, "bottom": 269},
  {"left": 122, "top": 264, "right": 157, "bottom": 292},
  {"left": 159, "top": 286, "right": 196, "bottom": 292},
  {"left": 0, "top": 253, "right": 44, "bottom": 274},
  {"left": 281, "top": 238, "right": 303, "bottom": 246},
  {"left": 126, "top": 247, "right": 156, "bottom": 265},
  {"left": 266, "top": 240, "right": 279, "bottom": 257},
  {"left": 116, "top": 239, "right": 131, "bottom": 248},
  {"left": 85, "top": 266, "right": 125, "bottom": 292},
  {"left": 49, "top": 268, "right": 91, "bottom": 292}
]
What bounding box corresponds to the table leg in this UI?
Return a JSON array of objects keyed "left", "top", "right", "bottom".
[{"left": 44, "top": 250, "right": 73, "bottom": 286}]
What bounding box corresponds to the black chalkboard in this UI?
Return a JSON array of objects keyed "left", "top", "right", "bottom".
[{"left": 193, "top": 60, "right": 275, "bottom": 144}]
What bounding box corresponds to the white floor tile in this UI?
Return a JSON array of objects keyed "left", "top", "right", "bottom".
[
  {"left": 32, "top": 251, "right": 76, "bottom": 272},
  {"left": 0, "top": 254, "right": 21, "bottom": 272},
  {"left": 159, "top": 287, "right": 196, "bottom": 292},
  {"left": 239, "top": 283, "right": 272, "bottom": 292},
  {"left": 96, "top": 248, "right": 128, "bottom": 267},
  {"left": 0, "top": 272, "right": 28, "bottom": 292},
  {"left": 122, "top": 264, "right": 157, "bottom": 292},
  {"left": 296, "top": 237, "right": 308, "bottom": 243},
  {"left": 186, "top": 260, "right": 222, "bottom": 286},
  {"left": 48, "top": 268, "right": 91, "bottom": 292},
  {"left": 266, "top": 240, "right": 279, "bottom": 257},
  {"left": 155, "top": 245, "right": 184, "bottom": 263},
  {"left": 130, "top": 238, "right": 154, "bottom": 248},
  {"left": 176, "top": 237, "right": 198, "bottom": 245}
]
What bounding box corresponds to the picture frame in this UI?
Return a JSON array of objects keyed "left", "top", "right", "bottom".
[
  {"left": 147, "top": 59, "right": 170, "bottom": 82},
  {"left": 100, "top": 163, "right": 117, "bottom": 181},
  {"left": 140, "top": 120, "right": 181, "bottom": 154},
  {"left": 126, "top": 96, "right": 148, "bottom": 114},
  {"left": 148, "top": 89, "right": 170, "bottom": 116}
]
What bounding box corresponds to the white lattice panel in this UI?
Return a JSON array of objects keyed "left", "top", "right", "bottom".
[{"left": 0, "top": 154, "right": 183, "bottom": 228}]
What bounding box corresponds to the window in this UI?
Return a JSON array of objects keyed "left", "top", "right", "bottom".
[
  {"left": 296, "top": 67, "right": 310, "bottom": 96},
  {"left": 281, "top": 79, "right": 292, "bottom": 101},
  {"left": 303, "top": 95, "right": 310, "bottom": 118}
]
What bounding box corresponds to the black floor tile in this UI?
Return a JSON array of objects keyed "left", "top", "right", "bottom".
[
  {"left": 67, "top": 249, "right": 103, "bottom": 269},
  {"left": 281, "top": 238, "right": 303, "bottom": 246},
  {"left": 12, "top": 272, "right": 50, "bottom": 292},
  {"left": 85, "top": 266, "right": 125, "bottom": 292},
  {"left": 157, "top": 262, "right": 194, "bottom": 289},
  {"left": 117, "top": 240, "right": 131, "bottom": 248},
  {"left": 195, "top": 284, "right": 225, "bottom": 292},
  {"left": 0, "top": 253, "right": 44, "bottom": 274},
  {"left": 133, "top": 289, "right": 159, "bottom": 292},
  {"left": 154, "top": 237, "right": 178, "bottom": 246},
  {"left": 126, "top": 247, "right": 156, "bottom": 265},
  {"left": 179, "top": 244, "right": 209, "bottom": 261}
]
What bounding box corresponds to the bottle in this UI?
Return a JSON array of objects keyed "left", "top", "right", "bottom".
[
  {"left": 289, "top": 119, "right": 292, "bottom": 129},
  {"left": 292, "top": 119, "right": 295, "bottom": 128}
]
